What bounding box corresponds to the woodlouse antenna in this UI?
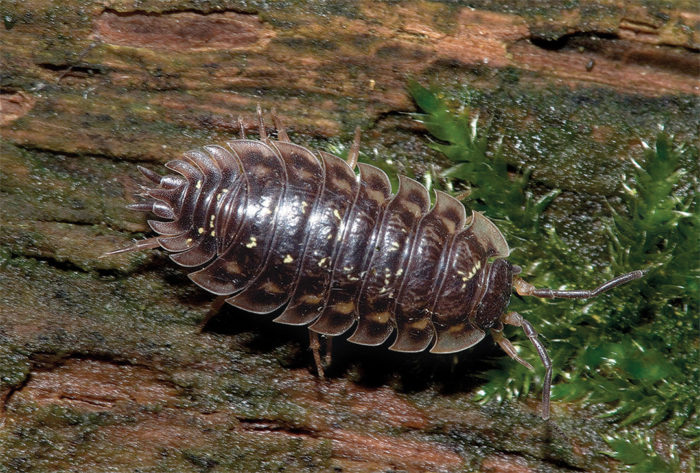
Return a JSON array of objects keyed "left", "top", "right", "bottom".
[
  {"left": 504, "top": 269, "right": 646, "bottom": 419},
  {"left": 514, "top": 270, "right": 645, "bottom": 299},
  {"left": 100, "top": 236, "right": 161, "bottom": 257}
]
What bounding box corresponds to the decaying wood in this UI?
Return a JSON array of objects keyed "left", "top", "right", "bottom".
[{"left": 0, "top": 0, "right": 696, "bottom": 471}]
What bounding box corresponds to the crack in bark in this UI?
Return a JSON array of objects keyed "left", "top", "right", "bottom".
[
  {"left": 101, "top": 7, "right": 260, "bottom": 18},
  {"left": 37, "top": 63, "right": 106, "bottom": 76},
  {"left": 527, "top": 31, "right": 699, "bottom": 71},
  {"left": 2, "top": 353, "right": 177, "bottom": 412},
  {"left": 237, "top": 418, "right": 319, "bottom": 438}
]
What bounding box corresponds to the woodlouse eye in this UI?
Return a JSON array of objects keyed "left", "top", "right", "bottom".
[{"left": 512, "top": 264, "right": 522, "bottom": 275}]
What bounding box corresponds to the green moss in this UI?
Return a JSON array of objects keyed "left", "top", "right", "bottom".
[
  {"left": 409, "top": 82, "right": 698, "bottom": 471},
  {"left": 604, "top": 429, "right": 688, "bottom": 473}
]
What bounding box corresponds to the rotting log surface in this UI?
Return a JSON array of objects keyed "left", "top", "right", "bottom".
[{"left": 0, "top": 1, "right": 697, "bottom": 472}]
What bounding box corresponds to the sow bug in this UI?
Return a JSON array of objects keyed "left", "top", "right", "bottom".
[{"left": 108, "top": 107, "right": 644, "bottom": 419}]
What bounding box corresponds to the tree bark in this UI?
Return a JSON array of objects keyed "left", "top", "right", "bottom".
[{"left": 0, "top": 1, "right": 697, "bottom": 472}]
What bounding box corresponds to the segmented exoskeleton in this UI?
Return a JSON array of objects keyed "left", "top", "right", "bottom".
[{"left": 109, "top": 108, "right": 644, "bottom": 419}]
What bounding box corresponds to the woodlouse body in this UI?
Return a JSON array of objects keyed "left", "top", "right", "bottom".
[{"left": 112, "top": 110, "right": 644, "bottom": 419}]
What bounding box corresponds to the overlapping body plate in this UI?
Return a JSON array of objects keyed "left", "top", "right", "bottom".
[
  {"left": 308, "top": 163, "right": 392, "bottom": 336},
  {"left": 227, "top": 142, "right": 324, "bottom": 313},
  {"left": 347, "top": 176, "right": 430, "bottom": 345},
  {"left": 390, "top": 191, "right": 466, "bottom": 352},
  {"left": 189, "top": 140, "right": 286, "bottom": 295},
  {"left": 273, "top": 151, "right": 359, "bottom": 325}
]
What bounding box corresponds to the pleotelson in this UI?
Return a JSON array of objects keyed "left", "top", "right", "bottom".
[{"left": 141, "top": 138, "right": 511, "bottom": 354}]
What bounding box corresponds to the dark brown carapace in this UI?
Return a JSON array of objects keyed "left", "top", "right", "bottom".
[{"left": 108, "top": 108, "right": 644, "bottom": 420}]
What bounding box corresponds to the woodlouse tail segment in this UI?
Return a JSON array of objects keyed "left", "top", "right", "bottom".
[
  {"left": 496, "top": 312, "right": 552, "bottom": 420},
  {"left": 137, "top": 165, "right": 161, "bottom": 184},
  {"left": 513, "top": 270, "right": 646, "bottom": 299}
]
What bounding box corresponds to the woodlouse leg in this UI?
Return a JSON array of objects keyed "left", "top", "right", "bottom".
[
  {"left": 514, "top": 270, "right": 645, "bottom": 299},
  {"left": 501, "top": 311, "right": 552, "bottom": 420},
  {"left": 453, "top": 189, "right": 471, "bottom": 201},
  {"left": 237, "top": 116, "right": 246, "bottom": 139},
  {"left": 270, "top": 109, "right": 290, "bottom": 142},
  {"left": 490, "top": 329, "right": 533, "bottom": 371},
  {"left": 256, "top": 104, "right": 267, "bottom": 140},
  {"left": 197, "top": 295, "right": 227, "bottom": 332},
  {"left": 346, "top": 126, "right": 361, "bottom": 170},
  {"left": 324, "top": 336, "right": 333, "bottom": 367},
  {"left": 309, "top": 330, "right": 325, "bottom": 379},
  {"left": 101, "top": 236, "right": 161, "bottom": 257}
]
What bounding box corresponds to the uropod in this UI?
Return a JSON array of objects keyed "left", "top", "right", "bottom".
[{"left": 108, "top": 108, "right": 644, "bottom": 419}]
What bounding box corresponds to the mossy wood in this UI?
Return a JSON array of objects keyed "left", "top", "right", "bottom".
[{"left": 1, "top": 1, "right": 697, "bottom": 472}]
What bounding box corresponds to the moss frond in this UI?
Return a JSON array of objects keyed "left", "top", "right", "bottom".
[
  {"left": 410, "top": 82, "right": 699, "bottom": 471},
  {"left": 603, "top": 429, "right": 685, "bottom": 473}
]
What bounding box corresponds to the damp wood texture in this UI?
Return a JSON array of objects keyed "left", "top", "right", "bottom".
[{"left": 1, "top": 0, "right": 697, "bottom": 472}]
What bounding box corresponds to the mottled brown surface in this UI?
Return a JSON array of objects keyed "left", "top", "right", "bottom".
[
  {"left": 96, "top": 11, "right": 274, "bottom": 51},
  {"left": 0, "top": 0, "right": 697, "bottom": 471}
]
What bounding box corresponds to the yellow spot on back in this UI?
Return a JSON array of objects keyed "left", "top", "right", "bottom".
[
  {"left": 210, "top": 230, "right": 215, "bottom": 237},
  {"left": 186, "top": 238, "right": 193, "bottom": 245},
  {"left": 301, "top": 294, "right": 323, "bottom": 305},
  {"left": 198, "top": 227, "right": 205, "bottom": 234},
  {"left": 226, "top": 260, "right": 242, "bottom": 274},
  {"left": 195, "top": 180, "right": 202, "bottom": 189},
  {"left": 333, "top": 209, "right": 342, "bottom": 220},
  {"left": 410, "top": 319, "right": 429, "bottom": 330},
  {"left": 369, "top": 311, "right": 391, "bottom": 324},
  {"left": 448, "top": 323, "right": 465, "bottom": 334},
  {"left": 333, "top": 301, "right": 355, "bottom": 314},
  {"left": 463, "top": 261, "right": 482, "bottom": 281},
  {"left": 283, "top": 254, "right": 294, "bottom": 263},
  {"left": 245, "top": 236, "right": 257, "bottom": 248},
  {"left": 301, "top": 201, "right": 308, "bottom": 214},
  {"left": 318, "top": 257, "right": 328, "bottom": 267},
  {"left": 260, "top": 281, "right": 284, "bottom": 294}
]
